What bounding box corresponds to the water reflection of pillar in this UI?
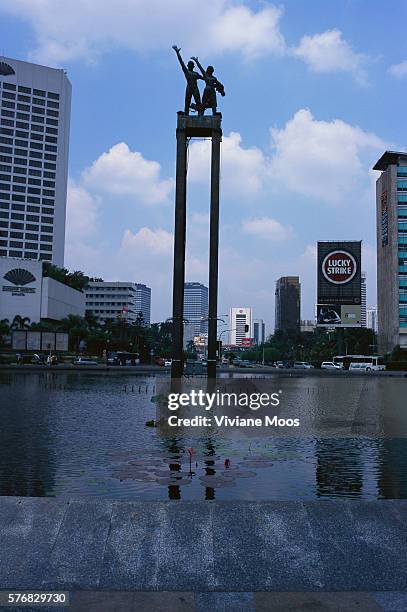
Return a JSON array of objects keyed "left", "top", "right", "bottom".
[
  {"left": 164, "top": 437, "right": 183, "bottom": 500},
  {"left": 377, "top": 439, "right": 407, "bottom": 499},
  {"left": 315, "top": 439, "right": 363, "bottom": 498},
  {"left": 204, "top": 438, "right": 216, "bottom": 500},
  {"left": 0, "top": 373, "right": 56, "bottom": 496}
]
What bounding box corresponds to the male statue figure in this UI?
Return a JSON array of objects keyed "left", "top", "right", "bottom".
[{"left": 172, "top": 45, "right": 203, "bottom": 115}]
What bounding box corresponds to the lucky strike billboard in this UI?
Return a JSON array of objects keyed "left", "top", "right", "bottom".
[{"left": 317, "top": 241, "right": 362, "bottom": 327}]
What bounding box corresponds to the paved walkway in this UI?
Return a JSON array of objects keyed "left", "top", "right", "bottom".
[{"left": 0, "top": 498, "right": 406, "bottom": 609}]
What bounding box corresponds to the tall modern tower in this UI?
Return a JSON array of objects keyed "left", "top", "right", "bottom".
[
  {"left": 275, "top": 276, "right": 301, "bottom": 333},
  {"left": 253, "top": 318, "right": 265, "bottom": 344},
  {"left": 361, "top": 272, "right": 367, "bottom": 327},
  {"left": 373, "top": 151, "right": 407, "bottom": 353},
  {"left": 0, "top": 56, "right": 71, "bottom": 266},
  {"left": 184, "top": 282, "right": 208, "bottom": 336}
]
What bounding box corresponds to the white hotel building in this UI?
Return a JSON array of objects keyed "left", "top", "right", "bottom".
[
  {"left": 0, "top": 56, "right": 71, "bottom": 266},
  {"left": 229, "top": 307, "right": 253, "bottom": 345}
]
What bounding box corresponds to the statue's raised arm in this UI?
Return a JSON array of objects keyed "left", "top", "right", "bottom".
[
  {"left": 191, "top": 56, "right": 206, "bottom": 78},
  {"left": 172, "top": 45, "right": 188, "bottom": 76}
]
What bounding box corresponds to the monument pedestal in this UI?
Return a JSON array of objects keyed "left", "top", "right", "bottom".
[{"left": 171, "top": 114, "right": 222, "bottom": 379}]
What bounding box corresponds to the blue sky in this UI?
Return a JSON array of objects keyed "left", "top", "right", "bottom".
[{"left": 2, "top": 0, "right": 407, "bottom": 330}]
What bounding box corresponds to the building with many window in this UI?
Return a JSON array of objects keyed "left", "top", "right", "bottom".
[
  {"left": 275, "top": 276, "right": 301, "bottom": 333},
  {"left": 0, "top": 56, "right": 71, "bottom": 266},
  {"left": 85, "top": 281, "right": 151, "bottom": 325},
  {"left": 184, "top": 282, "right": 208, "bottom": 335},
  {"left": 373, "top": 151, "right": 407, "bottom": 352},
  {"left": 367, "top": 306, "right": 378, "bottom": 333},
  {"left": 361, "top": 272, "right": 367, "bottom": 327},
  {"left": 229, "top": 307, "right": 253, "bottom": 346},
  {"left": 253, "top": 318, "right": 265, "bottom": 344}
]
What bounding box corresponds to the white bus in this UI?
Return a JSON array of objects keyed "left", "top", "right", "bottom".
[{"left": 333, "top": 355, "right": 386, "bottom": 372}]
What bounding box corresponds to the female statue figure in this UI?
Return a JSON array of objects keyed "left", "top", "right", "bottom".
[{"left": 191, "top": 56, "right": 225, "bottom": 116}]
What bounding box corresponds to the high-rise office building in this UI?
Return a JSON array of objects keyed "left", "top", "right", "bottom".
[
  {"left": 253, "top": 318, "right": 265, "bottom": 344},
  {"left": 0, "top": 57, "right": 71, "bottom": 266},
  {"left": 275, "top": 276, "right": 301, "bottom": 333},
  {"left": 367, "top": 306, "right": 378, "bottom": 333},
  {"left": 229, "top": 307, "right": 253, "bottom": 345},
  {"left": 373, "top": 151, "right": 407, "bottom": 352},
  {"left": 184, "top": 282, "right": 208, "bottom": 335},
  {"left": 361, "top": 272, "right": 367, "bottom": 327},
  {"left": 85, "top": 281, "right": 151, "bottom": 325}
]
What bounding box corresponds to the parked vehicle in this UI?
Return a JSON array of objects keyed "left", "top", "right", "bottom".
[
  {"left": 333, "top": 355, "right": 385, "bottom": 372},
  {"left": 293, "top": 361, "right": 314, "bottom": 369},
  {"left": 349, "top": 362, "right": 377, "bottom": 372},
  {"left": 274, "top": 360, "right": 292, "bottom": 369},
  {"left": 73, "top": 357, "right": 98, "bottom": 365},
  {"left": 321, "top": 361, "right": 343, "bottom": 370},
  {"left": 164, "top": 359, "right": 172, "bottom": 367}
]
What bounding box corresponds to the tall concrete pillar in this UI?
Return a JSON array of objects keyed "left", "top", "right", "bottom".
[
  {"left": 207, "top": 131, "right": 221, "bottom": 379},
  {"left": 171, "top": 114, "right": 222, "bottom": 379},
  {"left": 171, "top": 121, "right": 188, "bottom": 379}
]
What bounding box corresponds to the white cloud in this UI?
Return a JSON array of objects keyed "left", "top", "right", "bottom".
[
  {"left": 389, "top": 60, "right": 407, "bottom": 78},
  {"left": 82, "top": 143, "right": 173, "bottom": 205},
  {"left": 208, "top": 5, "right": 286, "bottom": 59},
  {"left": 293, "top": 29, "right": 368, "bottom": 84},
  {"left": 66, "top": 180, "right": 99, "bottom": 240},
  {"left": 269, "top": 109, "right": 386, "bottom": 205},
  {"left": 121, "top": 227, "right": 173, "bottom": 255},
  {"left": 1, "top": 0, "right": 286, "bottom": 65},
  {"left": 188, "top": 131, "right": 267, "bottom": 198},
  {"left": 242, "top": 217, "right": 293, "bottom": 241}
]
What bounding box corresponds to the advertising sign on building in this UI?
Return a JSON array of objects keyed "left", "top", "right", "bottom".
[
  {"left": 12, "top": 331, "right": 27, "bottom": 350},
  {"left": 317, "top": 241, "right": 362, "bottom": 327},
  {"left": 26, "top": 331, "right": 41, "bottom": 351},
  {"left": 41, "top": 332, "right": 56, "bottom": 351},
  {"left": 11, "top": 331, "right": 69, "bottom": 352}
]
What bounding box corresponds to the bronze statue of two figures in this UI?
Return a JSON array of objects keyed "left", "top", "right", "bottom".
[{"left": 173, "top": 45, "right": 225, "bottom": 116}]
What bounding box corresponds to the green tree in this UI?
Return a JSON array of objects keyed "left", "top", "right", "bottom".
[
  {"left": 0, "top": 318, "right": 10, "bottom": 346},
  {"left": 10, "top": 315, "right": 31, "bottom": 330}
]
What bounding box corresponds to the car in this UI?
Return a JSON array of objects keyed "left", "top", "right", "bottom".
[
  {"left": 73, "top": 357, "right": 98, "bottom": 365},
  {"left": 240, "top": 360, "right": 253, "bottom": 368},
  {"left": 321, "top": 361, "right": 343, "bottom": 370},
  {"left": 293, "top": 361, "right": 314, "bottom": 369},
  {"left": 164, "top": 359, "right": 172, "bottom": 367}
]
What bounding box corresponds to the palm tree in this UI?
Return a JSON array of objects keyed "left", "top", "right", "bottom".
[
  {"left": 10, "top": 315, "right": 31, "bottom": 330},
  {"left": 0, "top": 318, "right": 10, "bottom": 346}
]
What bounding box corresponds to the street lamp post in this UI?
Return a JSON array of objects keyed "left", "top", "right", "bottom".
[{"left": 218, "top": 328, "right": 237, "bottom": 364}]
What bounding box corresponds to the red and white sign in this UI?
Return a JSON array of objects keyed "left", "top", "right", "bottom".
[{"left": 322, "top": 250, "right": 357, "bottom": 285}]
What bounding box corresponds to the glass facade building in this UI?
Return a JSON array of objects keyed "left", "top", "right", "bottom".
[{"left": 184, "top": 282, "right": 208, "bottom": 336}]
